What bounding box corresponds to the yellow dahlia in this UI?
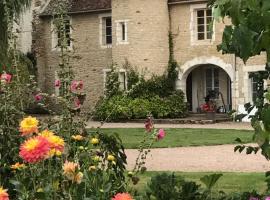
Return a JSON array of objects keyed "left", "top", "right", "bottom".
[
  {"left": 90, "top": 137, "right": 99, "bottom": 145},
  {"left": 19, "top": 116, "right": 39, "bottom": 136},
  {"left": 19, "top": 136, "right": 50, "bottom": 163},
  {"left": 10, "top": 163, "right": 26, "bottom": 170},
  {"left": 71, "top": 135, "right": 84, "bottom": 141},
  {"left": 40, "top": 130, "right": 65, "bottom": 156},
  {"left": 89, "top": 165, "right": 96, "bottom": 171},
  {"left": 0, "top": 187, "right": 9, "bottom": 200},
  {"left": 107, "top": 154, "right": 115, "bottom": 162}
]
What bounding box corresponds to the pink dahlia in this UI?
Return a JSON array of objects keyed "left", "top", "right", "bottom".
[
  {"left": 112, "top": 193, "right": 133, "bottom": 200},
  {"left": 0, "top": 187, "right": 9, "bottom": 200},
  {"left": 19, "top": 136, "right": 50, "bottom": 163}
]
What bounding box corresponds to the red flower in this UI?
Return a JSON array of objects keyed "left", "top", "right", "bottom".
[
  {"left": 54, "top": 80, "right": 61, "bottom": 87},
  {"left": 112, "top": 193, "right": 133, "bottom": 200},
  {"left": 74, "top": 97, "right": 81, "bottom": 108},
  {"left": 34, "top": 94, "right": 42, "bottom": 101},
  {"left": 144, "top": 117, "right": 153, "bottom": 132},
  {"left": 157, "top": 129, "right": 165, "bottom": 140},
  {"left": 19, "top": 136, "right": 51, "bottom": 163},
  {"left": 0, "top": 73, "right": 12, "bottom": 84},
  {"left": 71, "top": 80, "right": 83, "bottom": 92}
]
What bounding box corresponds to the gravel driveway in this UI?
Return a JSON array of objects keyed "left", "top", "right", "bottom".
[
  {"left": 125, "top": 144, "right": 269, "bottom": 172},
  {"left": 87, "top": 121, "right": 252, "bottom": 130}
]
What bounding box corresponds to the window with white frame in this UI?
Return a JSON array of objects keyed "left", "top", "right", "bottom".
[
  {"left": 196, "top": 9, "right": 213, "bottom": 40},
  {"left": 190, "top": 4, "right": 214, "bottom": 45},
  {"left": 119, "top": 70, "right": 127, "bottom": 90},
  {"left": 103, "top": 69, "right": 127, "bottom": 91},
  {"left": 205, "top": 67, "right": 219, "bottom": 98},
  {"left": 52, "top": 18, "right": 72, "bottom": 50},
  {"left": 101, "top": 16, "right": 112, "bottom": 46},
  {"left": 116, "top": 20, "right": 128, "bottom": 44}
]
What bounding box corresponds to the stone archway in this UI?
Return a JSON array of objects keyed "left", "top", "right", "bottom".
[{"left": 176, "top": 56, "right": 235, "bottom": 112}]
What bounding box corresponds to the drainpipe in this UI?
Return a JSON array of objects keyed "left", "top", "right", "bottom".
[{"left": 232, "top": 54, "right": 237, "bottom": 110}]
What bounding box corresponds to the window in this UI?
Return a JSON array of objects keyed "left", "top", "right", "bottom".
[
  {"left": 250, "top": 77, "right": 258, "bottom": 102},
  {"left": 205, "top": 67, "right": 219, "bottom": 98},
  {"left": 116, "top": 20, "right": 128, "bottom": 44},
  {"left": 103, "top": 69, "right": 127, "bottom": 91},
  {"left": 118, "top": 70, "right": 127, "bottom": 90},
  {"left": 101, "top": 16, "right": 112, "bottom": 46},
  {"left": 52, "top": 18, "right": 72, "bottom": 50},
  {"left": 196, "top": 9, "right": 212, "bottom": 40}
]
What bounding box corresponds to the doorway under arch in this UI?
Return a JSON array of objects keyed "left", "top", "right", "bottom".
[{"left": 185, "top": 64, "right": 232, "bottom": 112}]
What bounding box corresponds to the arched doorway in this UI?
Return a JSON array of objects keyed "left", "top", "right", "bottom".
[
  {"left": 176, "top": 56, "right": 234, "bottom": 113},
  {"left": 186, "top": 64, "right": 232, "bottom": 112}
]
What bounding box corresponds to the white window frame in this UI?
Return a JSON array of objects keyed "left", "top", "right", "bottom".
[
  {"left": 118, "top": 69, "right": 128, "bottom": 90},
  {"left": 190, "top": 4, "right": 215, "bottom": 46},
  {"left": 103, "top": 68, "right": 128, "bottom": 91},
  {"left": 116, "top": 20, "right": 129, "bottom": 45},
  {"left": 51, "top": 17, "right": 73, "bottom": 51},
  {"left": 99, "top": 13, "right": 112, "bottom": 48}
]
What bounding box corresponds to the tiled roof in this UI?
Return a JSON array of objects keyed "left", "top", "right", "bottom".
[
  {"left": 41, "top": 0, "right": 111, "bottom": 16},
  {"left": 41, "top": 0, "right": 206, "bottom": 16}
]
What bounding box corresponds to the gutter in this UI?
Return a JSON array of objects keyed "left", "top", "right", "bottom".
[{"left": 40, "top": 8, "right": 111, "bottom": 17}]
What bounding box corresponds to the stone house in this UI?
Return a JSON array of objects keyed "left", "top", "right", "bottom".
[{"left": 32, "top": 0, "right": 266, "bottom": 112}]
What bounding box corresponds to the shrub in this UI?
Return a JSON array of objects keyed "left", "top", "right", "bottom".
[
  {"left": 93, "top": 92, "right": 188, "bottom": 121},
  {"left": 94, "top": 96, "right": 133, "bottom": 121}
]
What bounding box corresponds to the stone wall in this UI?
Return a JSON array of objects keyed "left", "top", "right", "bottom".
[
  {"left": 111, "top": 0, "right": 170, "bottom": 77},
  {"left": 170, "top": 2, "right": 267, "bottom": 110},
  {"left": 34, "top": 11, "right": 113, "bottom": 109}
]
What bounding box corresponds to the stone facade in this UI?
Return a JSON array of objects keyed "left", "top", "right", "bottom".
[{"left": 32, "top": 0, "right": 267, "bottom": 111}]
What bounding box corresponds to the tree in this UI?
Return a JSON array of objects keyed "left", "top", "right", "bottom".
[
  {"left": 209, "top": 0, "right": 270, "bottom": 160},
  {"left": 0, "top": 0, "right": 31, "bottom": 66}
]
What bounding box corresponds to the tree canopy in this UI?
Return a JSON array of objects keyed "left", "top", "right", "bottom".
[
  {"left": 0, "top": 0, "right": 31, "bottom": 66},
  {"left": 209, "top": 0, "right": 270, "bottom": 62}
]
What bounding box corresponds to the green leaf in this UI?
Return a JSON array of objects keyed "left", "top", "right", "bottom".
[
  {"left": 262, "top": 107, "right": 270, "bottom": 131},
  {"left": 200, "top": 173, "right": 223, "bottom": 190},
  {"left": 103, "top": 182, "right": 112, "bottom": 193}
]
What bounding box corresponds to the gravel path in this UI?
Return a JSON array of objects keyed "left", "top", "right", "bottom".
[
  {"left": 87, "top": 121, "right": 252, "bottom": 130},
  {"left": 87, "top": 121, "right": 260, "bottom": 171},
  {"left": 125, "top": 144, "right": 269, "bottom": 172}
]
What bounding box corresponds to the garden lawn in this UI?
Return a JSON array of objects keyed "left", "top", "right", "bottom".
[
  {"left": 99, "top": 128, "right": 253, "bottom": 149},
  {"left": 133, "top": 172, "right": 266, "bottom": 194}
]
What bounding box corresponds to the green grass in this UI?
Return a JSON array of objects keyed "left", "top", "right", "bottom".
[
  {"left": 133, "top": 172, "right": 266, "bottom": 194},
  {"left": 100, "top": 128, "right": 254, "bottom": 149}
]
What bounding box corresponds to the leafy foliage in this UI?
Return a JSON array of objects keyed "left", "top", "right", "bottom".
[
  {"left": 210, "top": 0, "right": 270, "bottom": 63},
  {"left": 93, "top": 91, "right": 188, "bottom": 121}
]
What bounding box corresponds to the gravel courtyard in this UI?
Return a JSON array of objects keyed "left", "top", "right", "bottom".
[
  {"left": 88, "top": 121, "right": 266, "bottom": 172},
  {"left": 125, "top": 144, "right": 269, "bottom": 172}
]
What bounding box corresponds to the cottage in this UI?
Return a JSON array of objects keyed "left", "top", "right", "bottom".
[{"left": 32, "top": 0, "right": 266, "bottom": 112}]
